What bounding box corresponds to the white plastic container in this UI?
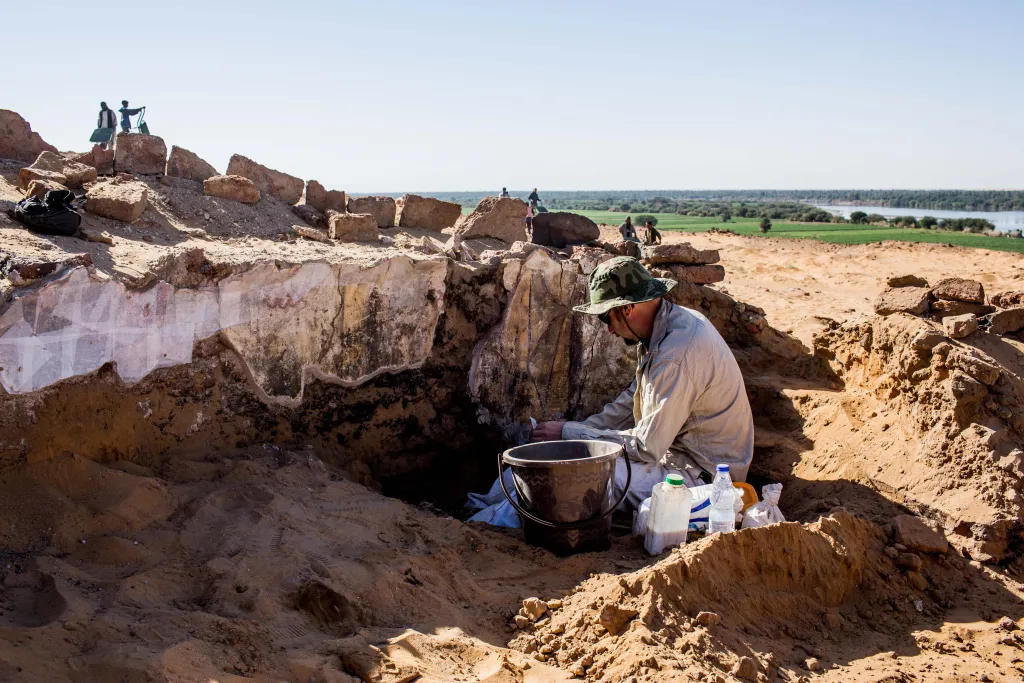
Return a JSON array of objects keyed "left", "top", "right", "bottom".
[
  {"left": 707, "top": 464, "right": 736, "bottom": 534},
  {"left": 687, "top": 483, "right": 744, "bottom": 531},
  {"left": 644, "top": 473, "right": 692, "bottom": 555}
]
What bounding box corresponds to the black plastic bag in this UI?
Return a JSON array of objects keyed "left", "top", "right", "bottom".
[{"left": 12, "top": 190, "right": 82, "bottom": 237}]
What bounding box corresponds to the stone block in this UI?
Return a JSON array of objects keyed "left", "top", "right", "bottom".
[
  {"left": 454, "top": 196, "right": 529, "bottom": 243},
  {"left": 931, "top": 298, "right": 995, "bottom": 320},
  {"left": 874, "top": 287, "right": 931, "bottom": 316},
  {"left": 327, "top": 211, "right": 378, "bottom": 242},
  {"left": 226, "top": 154, "right": 303, "bottom": 204},
  {"left": 85, "top": 179, "right": 149, "bottom": 223},
  {"left": 642, "top": 242, "right": 721, "bottom": 266},
  {"left": 114, "top": 133, "right": 167, "bottom": 175},
  {"left": 347, "top": 195, "right": 396, "bottom": 228},
  {"left": 530, "top": 211, "right": 600, "bottom": 248},
  {"left": 203, "top": 175, "right": 260, "bottom": 204},
  {"left": 68, "top": 144, "right": 114, "bottom": 175},
  {"left": 304, "top": 180, "right": 346, "bottom": 213},
  {"left": 19, "top": 151, "right": 97, "bottom": 188},
  {"left": 932, "top": 277, "right": 984, "bottom": 304},
  {"left": 943, "top": 313, "right": 978, "bottom": 339},
  {"left": 396, "top": 194, "right": 461, "bottom": 232},
  {"left": 990, "top": 291, "right": 1024, "bottom": 309},
  {"left": 18, "top": 167, "right": 67, "bottom": 188},
  {"left": 165, "top": 145, "right": 217, "bottom": 182},
  {"left": 657, "top": 263, "right": 726, "bottom": 285},
  {"left": 986, "top": 307, "right": 1024, "bottom": 335},
  {"left": 887, "top": 274, "right": 928, "bottom": 288}
]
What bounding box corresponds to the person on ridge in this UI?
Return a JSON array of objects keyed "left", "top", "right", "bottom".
[
  {"left": 619, "top": 215, "right": 639, "bottom": 242},
  {"left": 96, "top": 102, "right": 117, "bottom": 149},
  {"left": 644, "top": 219, "right": 662, "bottom": 245},
  {"left": 118, "top": 100, "right": 143, "bottom": 133},
  {"left": 528, "top": 187, "right": 541, "bottom": 213},
  {"left": 467, "top": 257, "right": 753, "bottom": 525},
  {"left": 500, "top": 187, "right": 510, "bottom": 198}
]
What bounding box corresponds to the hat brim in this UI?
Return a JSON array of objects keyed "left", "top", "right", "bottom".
[{"left": 572, "top": 278, "right": 677, "bottom": 315}]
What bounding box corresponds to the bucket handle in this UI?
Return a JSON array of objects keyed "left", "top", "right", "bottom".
[{"left": 497, "top": 445, "right": 632, "bottom": 529}]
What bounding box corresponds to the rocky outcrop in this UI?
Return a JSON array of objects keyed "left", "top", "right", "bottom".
[
  {"left": 165, "top": 145, "right": 217, "bottom": 182},
  {"left": 305, "top": 180, "right": 346, "bottom": 214},
  {"left": 348, "top": 196, "right": 397, "bottom": 228},
  {"left": 396, "top": 195, "right": 461, "bottom": 232},
  {"left": 114, "top": 133, "right": 168, "bottom": 175},
  {"left": 0, "top": 109, "right": 57, "bottom": 162},
  {"left": 327, "top": 211, "right": 378, "bottom": 242},
  {"left": 0, "top": 256, "right": 447, "bottom": 402},
  {"left": 815, "top": 315, "right": 1024, "bottom": 560},
  {"left": 85, "top": 179, "right": 149, "bottom": 223},
  {"left": 203, "top": 175, "right": 260, "bottom": 204},
  {"left": 470, "top": 248, "right": 633, "bottom": 425},
  {"left": 453, "top": 196, "right": 528, "bottom": 243},
  {"left": 226, "top": 154, "right": 303, "bottom": 204},
  {"left": 18, "top": 151, "right": 97, "bottom": 189},
  {"left": 530, "top": 212, "right": 600, "bottom": 248}
]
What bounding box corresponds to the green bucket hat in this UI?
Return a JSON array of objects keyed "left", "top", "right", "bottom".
[{"left": 573, "top": 256, "right": 676, "bottom": 315}]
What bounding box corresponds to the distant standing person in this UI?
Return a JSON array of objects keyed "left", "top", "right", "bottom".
[
  {"left": 118, "top": 100, "right": 143, "bottom": 133},
  {"left": 644, "top": 219, "right": 662, "bottom": 245},
  {"left": 96, "top": 102, "right": 117, "bottom": 148},
  {"left": 619, "top": 216, "right": 639, "bottom": 242},
  {"left": 500, "top": 187, "right": 510, "bottom": 198},
  {"left": 528, "top": 188, "right": 541, "bottom": 213}
]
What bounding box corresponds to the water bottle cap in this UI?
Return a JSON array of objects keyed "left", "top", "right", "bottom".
[
  {"left": 665, "top": 473, "right": 684, "bottom": 487},
  {"left": 716, "top": 464, "right": 730, "bottom": 472}
]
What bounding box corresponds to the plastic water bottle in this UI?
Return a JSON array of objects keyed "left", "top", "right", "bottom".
[
  {"left": 644, "top": 473, "right": 692, "bottom": 554},
  {"left": 707, "top": 464, "right": 736, "bottom": 534}
]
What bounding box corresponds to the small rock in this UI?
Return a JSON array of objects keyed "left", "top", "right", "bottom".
[
  {"left": 696, "top": 611, "right": 721, "bottom": 627},
  {"left": 887, "top": 274, "right": 928, "bottom": 288},
  {"left": 986, "top": 307, "right": 1024, "bottom": 335},
  {"left": 896, "top": 553, "right": 923, "bottom": 571},
  {"left": 513, "top": 615, "right": 529, "bottom": 629},
  {"left": 884, "top": 546, "right": 899, "bottom": 559},
  {"left": 521, "top": 597, "right": 548, "bottom": 622},
  {"left": 943, "top": 313, "right": 979, "bottom": 339},
  {"left": 597, "top": 603, "right": 638, "bottom": 635},
  {"left": 906, "top": 571, "right": 929, "bottom": 591},
  {"left": 546, "top": 599, "right": 563, "bottom": 610},
  {"left": 730, "top": 656, "right": 759, "bottom": 681},
  {"left": 805, "top": 657, "right": 821, "bottom": 672},
  {"left": 85, "top": 179, "right": 148, "bottom": 223},
  {"left": 999, "top": 616, "right": 1018, "bottom": 632}
]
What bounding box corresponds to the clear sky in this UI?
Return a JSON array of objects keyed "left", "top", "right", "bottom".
[{"left": 7, "top": 1, "right": 1022, "bottom": 192}]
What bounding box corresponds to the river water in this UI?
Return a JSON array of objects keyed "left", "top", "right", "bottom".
[{"left": 815, "top": 205, "right": 1024, "bottom": 233}]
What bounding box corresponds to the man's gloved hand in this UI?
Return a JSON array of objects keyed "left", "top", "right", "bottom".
[{"left": 530, "top": 420, "right": 566, "bottom": 442}]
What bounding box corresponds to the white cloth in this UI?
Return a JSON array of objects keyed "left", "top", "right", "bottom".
[{"left": 561, "top": 301, "right": 754, "bottom": 483}]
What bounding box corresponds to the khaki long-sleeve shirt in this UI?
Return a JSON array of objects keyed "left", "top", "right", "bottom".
[{"left": 561, "top": 300, "right": 754, "bottom": 483}]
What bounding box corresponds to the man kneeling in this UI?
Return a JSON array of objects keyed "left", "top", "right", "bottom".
[{"left": 468, "top": 257, "right": 753, "bottom": 525}]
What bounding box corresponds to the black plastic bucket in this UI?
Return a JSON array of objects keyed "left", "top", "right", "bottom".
[{"left": 498, "top": 440, "right": 631, "bottom": 556}]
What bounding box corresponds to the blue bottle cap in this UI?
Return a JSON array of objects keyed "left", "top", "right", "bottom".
[{"left": 716, "top": 464, "right": 730, "bottom": 472}]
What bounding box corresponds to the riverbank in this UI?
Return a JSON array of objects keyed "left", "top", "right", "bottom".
[{"left": 570, "top": 210, "right": 1024, "bottom": 254}]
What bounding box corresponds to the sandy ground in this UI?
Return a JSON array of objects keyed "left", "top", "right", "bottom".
[{"left": 2, "top": 216, "right": 1024, "bottom": 680}]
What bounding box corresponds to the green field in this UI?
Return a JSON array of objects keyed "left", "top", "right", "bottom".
[{"left": 568, "top": 211, "right": 1024, "bottom": 255}]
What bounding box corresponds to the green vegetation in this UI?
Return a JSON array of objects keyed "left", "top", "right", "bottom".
[{"left": 568, "top": 211, "right": 1024, "bottom": 255}]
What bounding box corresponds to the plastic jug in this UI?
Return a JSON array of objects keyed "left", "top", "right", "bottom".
[{"left": 644, "top": 473, "right": 692, "bottom": 554}]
